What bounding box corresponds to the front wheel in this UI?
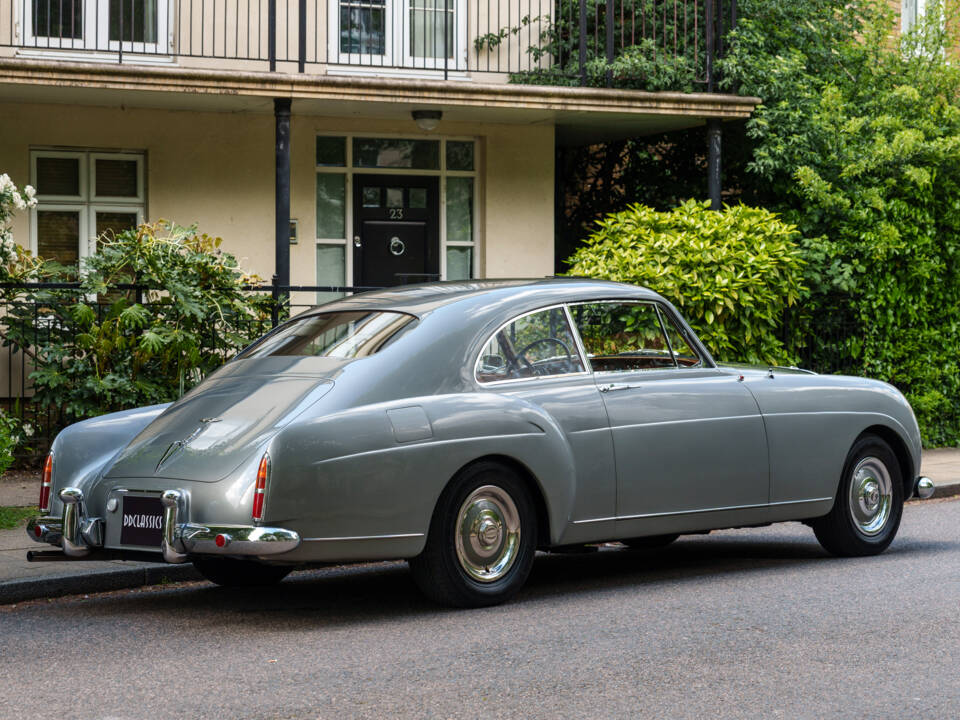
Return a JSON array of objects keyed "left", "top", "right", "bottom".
[
  {"left": 193, "top": 556, "right": 293, "bottom": 587},
  {"left": 812, "top": 434, "right": 904, "bottom": 557},
  {"left": 409, "top": 461, "right": 537, "bottom": 608}
]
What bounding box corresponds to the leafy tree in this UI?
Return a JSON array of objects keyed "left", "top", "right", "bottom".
[
  {"left": 1, "top": 221, "right": 273, "bottom": 427},
  {"left": 723, "top": 2, "right": 960, "bottom": 445}
]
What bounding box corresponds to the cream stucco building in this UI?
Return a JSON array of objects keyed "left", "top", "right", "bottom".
[{"left": 0, "top": 0, "right": 755, "bottom": 302}]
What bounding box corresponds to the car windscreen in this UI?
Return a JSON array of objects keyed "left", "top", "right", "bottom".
[{"left": 237, "top": 311, "right": 418, "bottom": 359}]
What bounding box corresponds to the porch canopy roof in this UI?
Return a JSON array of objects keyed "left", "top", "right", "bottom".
[{"left": 0, "top": 59, "right": 759, "bottom": 145}]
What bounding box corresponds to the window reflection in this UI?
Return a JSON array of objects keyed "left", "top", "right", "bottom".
[
  {"left": 353, "top": 138, "right": 440, "bottom": 169},
  {"left": 239, "top": 312, "right": 418, "bottom": 359}
]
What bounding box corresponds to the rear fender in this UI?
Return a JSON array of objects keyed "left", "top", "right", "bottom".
[
  {"left": 266, "top": 393, "right": 576, "bottom": 549},
  {"left": 46, "top": 404, "right": 171, "bottom": 516}
]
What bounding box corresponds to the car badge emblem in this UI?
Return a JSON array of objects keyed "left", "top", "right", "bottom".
[
  {"left": 156, "top": 441, "right": 184, "bottom": 473},
  {"left": 155, "top": 418, "right": 222, "bottom": 473}
]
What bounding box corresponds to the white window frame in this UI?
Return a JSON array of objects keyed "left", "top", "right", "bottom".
[
  {"left": 902, "top": 0, "right": 926, "bottom": 33},
  {"left": 328, "top": 0, "right": 467, "bottom": 72},
  {"left": 29, "top": 149, "right": 146, "bottom": 264},
  {"left": 314, "top": 133, "right": 479, "bottom": 292},
  {"left": 30, "top": 150, "right": 87, "bottom": 202},
  {"left": 28, "top": 204, "right": 91, "bottom": 263},
  {"left": 20, "top": 0, "right": 171, "bottom": 55},
  {"left": 89, "top": 152, "right": 146, "bottom": 203}
]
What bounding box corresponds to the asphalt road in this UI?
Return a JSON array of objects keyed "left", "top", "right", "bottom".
[{"left": 1, "top": 498, "right": 958, "bottom": 720}]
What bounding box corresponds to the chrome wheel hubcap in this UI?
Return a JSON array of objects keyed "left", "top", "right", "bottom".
[
  {"left": 848, "top": 457, "right": 892, "bottom": 536},
  {"left": 455, "top": 485, "right": 521, "bottom": 583}
]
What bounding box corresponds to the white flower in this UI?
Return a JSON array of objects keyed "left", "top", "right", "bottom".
[
  {"left": 23, "top": 424, "right": 34, "bottom": 437},
  {"left": 24, "top": 185, "right": 36, "bottom": 200},
  {"left": 12, "top": 191, "right": 25, "bottom": 210},
  {"left": 0, "top": 174, "right": 11, "bottom": 193}
]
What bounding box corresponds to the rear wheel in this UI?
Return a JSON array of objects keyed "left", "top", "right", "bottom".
[
  {"left": 193, "top": 556, "right": 292, "bottom": 587},
  {"left": 409, "top": 461, "right": 537, "bottom": 608},
  {"left": 812, "top": 434, "right": 904, "bottom": 557}
]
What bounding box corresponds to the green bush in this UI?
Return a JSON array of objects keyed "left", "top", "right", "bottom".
[
  {"left": 1, "top": 221, "right": 273, "bottom": 427},
  {"left": 566, "top": 200, "right": 805, "bottom": 365}
]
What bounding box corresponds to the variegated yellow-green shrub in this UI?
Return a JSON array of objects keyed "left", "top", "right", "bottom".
[{"left": 566, "top": 200, "right": 805, "bottom": 365}]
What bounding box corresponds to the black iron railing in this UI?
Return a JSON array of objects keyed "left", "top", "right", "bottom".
[{"left": 1, "top": 0, "right": 737, "bottom": 87}]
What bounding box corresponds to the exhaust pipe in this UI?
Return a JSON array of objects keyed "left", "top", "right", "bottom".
[{"left": 26, "top": 550, "right": 71, "bottom": 562}]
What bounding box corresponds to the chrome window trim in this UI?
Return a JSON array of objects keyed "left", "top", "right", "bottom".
[
  {"left": 656, "top": 302, "right": 704, "bottom": 369},
  {"left": 473, "top": 302, "right": 589, "bottom": 386},
  {"left": 653, "top": 304, "right": 680, "bottom": 369}
]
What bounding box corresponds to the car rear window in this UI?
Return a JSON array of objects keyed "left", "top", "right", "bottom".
[{"left": 237, "top": 311, "right": 418, "bottom": 359}]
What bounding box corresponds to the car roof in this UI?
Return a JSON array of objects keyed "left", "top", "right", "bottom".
[{"left": 308, "top": 278, "right": 663, "bottom": 317}]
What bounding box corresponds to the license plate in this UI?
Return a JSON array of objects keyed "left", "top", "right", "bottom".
[{"left": 120, "top": 495, "right": 164, "bottom": 547}]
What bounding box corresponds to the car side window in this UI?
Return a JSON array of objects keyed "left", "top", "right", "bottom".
[
  {"left": 475, "top": 307, "right": 586, "bottom": 383},
  {"left": 570, "top": 302, "right": 680, "bottom": 372}
]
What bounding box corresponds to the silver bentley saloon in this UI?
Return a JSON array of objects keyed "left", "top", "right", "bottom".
[{"left": 26, "top": 279, "right": 936, "bottom": 607}]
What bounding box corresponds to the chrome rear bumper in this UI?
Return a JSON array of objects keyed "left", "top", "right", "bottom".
[{"left": 26, "top": 487, "right": 300, "bottom": 563}]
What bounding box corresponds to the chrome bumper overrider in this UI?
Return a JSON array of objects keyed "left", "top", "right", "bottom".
[
  {"left": 26, "top": 487, "right": 300, "bottom": 563},
  {"left": 915, "top": 476, "right": 935, "bottom": 500}
]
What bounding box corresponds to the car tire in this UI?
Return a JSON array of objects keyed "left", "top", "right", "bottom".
[
  {"left": 409, "top": 461, "right": 537, "bottom": 608},
  {"left": 622, "top": 534, "right": 680, "bottom": 549},
  {"left": 812, "top": 434, "right": 904, "bottom": 557},
  {"left": 193, "top": 556, "right": 293, "bottom": 587}
]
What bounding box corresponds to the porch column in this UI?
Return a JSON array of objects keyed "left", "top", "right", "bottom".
[
  {"left": 707, "top": 118, "right": 722, "bottom": 211},
  {"left": 274, "top": 97, "right": 292, "bottom": 290}
]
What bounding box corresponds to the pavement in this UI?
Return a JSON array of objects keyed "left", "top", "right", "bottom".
[{"left": 0, "top": 448, "right": 958, "bottom": 605}]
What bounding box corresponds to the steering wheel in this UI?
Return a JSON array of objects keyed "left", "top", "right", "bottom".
[{"left": 514, "top": 337, "right": 574, "bottom": 375}]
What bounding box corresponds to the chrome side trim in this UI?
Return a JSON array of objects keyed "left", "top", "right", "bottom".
[
  {"left": 609, "top": 414, "right": 761, "bottom": 432},
  {"left": 572, "top": 497, "right": 834, "bottom": 524},
  {"left": 302, "top": 532, "right": 425, "bottom": 542},
  {"left": 310, "top": 433, "right": 542, "bottom": 466}
]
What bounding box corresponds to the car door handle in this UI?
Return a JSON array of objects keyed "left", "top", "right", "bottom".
[{"left": 598, "top": 383, "right": 636, "bottom": 393}]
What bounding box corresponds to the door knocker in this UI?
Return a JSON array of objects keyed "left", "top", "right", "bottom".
[{"left": 390, "top": 237, "right": 405, "bottom": 256}]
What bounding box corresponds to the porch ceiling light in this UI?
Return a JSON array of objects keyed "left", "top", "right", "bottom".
[{"left": 412, "top": 110, "right": 443, "bottom": 132}]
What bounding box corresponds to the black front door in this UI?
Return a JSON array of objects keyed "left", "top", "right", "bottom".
[{"left": 353, "top": 174, "right": 440, "bottom": 287}]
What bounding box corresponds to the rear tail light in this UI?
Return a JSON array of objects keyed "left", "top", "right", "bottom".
[
  {"left": 252, "top": 453, "right": 269, "bottom": 522},
  {"left": 39, "top": 453, "right": 53, "bottom": 513}
]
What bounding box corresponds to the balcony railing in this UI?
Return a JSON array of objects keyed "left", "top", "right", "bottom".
[{"left": 0, "top": 0, "right": 736, "bottom": 88}]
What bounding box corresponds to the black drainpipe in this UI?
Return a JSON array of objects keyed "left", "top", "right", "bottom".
[{"left": 274, "top": 98, "right": 292, "bottom": 298}]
